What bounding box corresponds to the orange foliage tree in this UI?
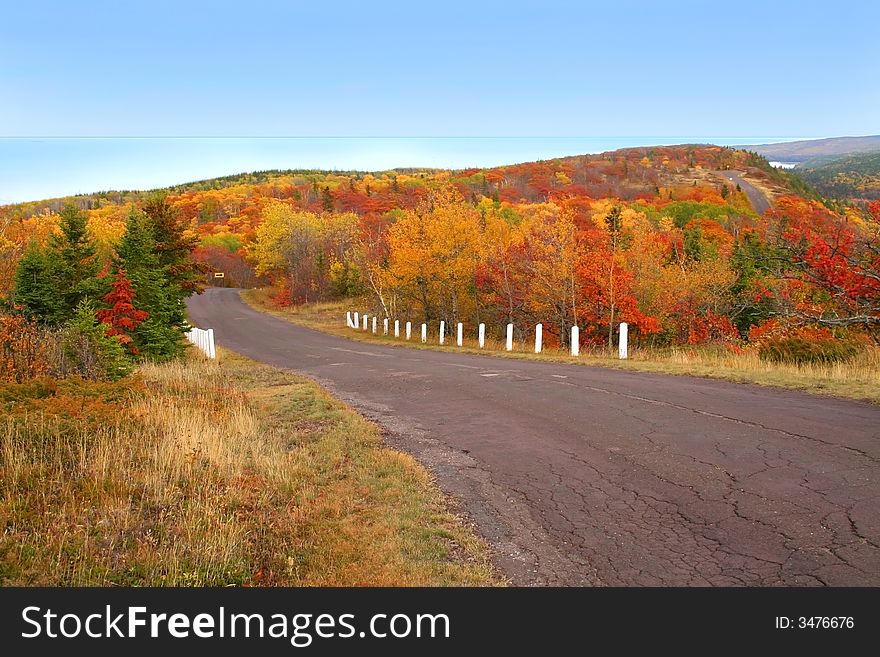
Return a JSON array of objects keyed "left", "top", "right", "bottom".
[{"left": 96, "top": 268, "right": 149, "bottom": 354}]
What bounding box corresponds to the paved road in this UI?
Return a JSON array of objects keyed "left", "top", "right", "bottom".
[
  {"left": 188, "top": 289, "right": 880, "bottom": 586},
  {"left": 716, "top": 170, "right": 771, "bottom": 214}
]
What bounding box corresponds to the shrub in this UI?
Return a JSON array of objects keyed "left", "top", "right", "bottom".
[
  {"left": 758, "top": 331, "right": 861, "bottom": 365},
  {"left": 61, "top": 301, "right": 132, "bottom": 380},
  {"left": 0, "top": 312, "right": 61, "bottom": 383}
]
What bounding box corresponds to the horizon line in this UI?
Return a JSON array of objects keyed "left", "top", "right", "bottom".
[{"left": 0, "top": 135, "right": 829, "bottom": 140}]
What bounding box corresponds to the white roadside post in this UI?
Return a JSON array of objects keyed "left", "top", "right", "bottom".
[
  {"left": 346, "top": 311, "right": 353, "bottom": 328},
  {"left": 619, "top": 322, "right": 629, "bottom": 359},
  {"left": 384, "top": 318, "right": 389, "bottom": 335},
  {"left": 354, "top": 312, "right": 359, "bottom": 330},
  {"left": 439, "top": 321, "right": 445, "bottom": 345},
  {"left": 394, "top": 320, "right": 400, "bottom": 338},
  {"left": 478, "top": 323, "right": 486, "bottom": 348},
  {"left": 571, "top": 325, "right": 579, "bottom": 357},
  {"left": 457, "top": 322, "right": 463, "bottom": 347},
  {"left": 406, "top": 321, "right": 412, "bottom": 340},
  {"left": 362, "top": 314, "right": 368, "bottom": 330},
  {"left": 372, "top": 316, "right": 377, "bottom": 334},
  {"left": 207, "top": 328, "right": 216, "bottom": 359},
  {"left": 535, "top": 323, "right": 543, "bottom": 354},
  {"left": 506, "top": 323, "right": 514, "bottom": 351},
  {"left": 421, "top": 323, "right": 427, "bottom": 343}
]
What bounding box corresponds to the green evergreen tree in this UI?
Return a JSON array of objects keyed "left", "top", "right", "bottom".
[
  {"left": 61, "top": 299, "right": 132, "bottom": 381},
  {"left": 321, "top": 186, "right": 334, "bottom": 211},
  {"left": 683, "top": 226, "right": 706, "bottom": 262},
  {"left": 142, "top": 193, "right": 206, "bottom": 295},
  {"left": 50, "top": 204, "right": 103, "bottom": 315},
  {"left": 117, "top": 208, "right": 185, "bottom": 360},
  {"left": 730, "top": 232, "right": 777, "bottom": 335},
  {"left": 13, "top": 242, "right": 64, "bottom": 323}
]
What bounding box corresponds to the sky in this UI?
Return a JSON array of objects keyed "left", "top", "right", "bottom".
[
  {"left": 1, "top": 0, "right": 877, "bottom": 202},
  {"left": 2, "top": 0, "right": 878, "bottom": 138}
]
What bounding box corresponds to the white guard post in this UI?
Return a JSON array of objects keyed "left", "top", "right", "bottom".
[
  {"left": 479, "top": 323, "right": 486, "bottom": 348},
  {"left": 619, "top": 322, "right": 628, "bottom": 359},
  {"left": 535, "top": 323, "right": 543, "bottom": 353}
]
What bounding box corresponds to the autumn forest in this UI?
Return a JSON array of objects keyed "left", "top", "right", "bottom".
[{"left": 2, "top": 144, "right": 879, "bottom": 379}]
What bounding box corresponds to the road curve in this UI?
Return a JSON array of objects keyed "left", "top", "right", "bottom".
[
  {"left": 716, "top": 170, "right": 771, "bottom": 214},
  {"left": 188, "top": 289, "right": 880, "bottom": 586}
]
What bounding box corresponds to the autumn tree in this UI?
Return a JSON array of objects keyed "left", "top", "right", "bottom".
[
  {"left": 382, "top": 188, "right": 482, "bottom": 323},
  {"left": 96, "top": 267, "right": 149, "bottom": 354},
  {"left": 766, "top": 197, "right": 880, "bottom": 334},
  {"left": 512, "top": 204, "right": 582, "bottom": 345}
]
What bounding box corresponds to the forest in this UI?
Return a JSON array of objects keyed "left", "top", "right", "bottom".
[
  {"left": 2, "top": 144, "right": 879, "bottom": 378},
  {"left": 797, "top": 151, "right": 880, "bottom": 201},
  {"left": 1, "top": 196, "right": 203, "bottom": 381}
]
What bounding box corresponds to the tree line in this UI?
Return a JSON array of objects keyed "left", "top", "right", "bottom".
[{"left": 2, "top": 196, "right": 204, "bottom": 381}]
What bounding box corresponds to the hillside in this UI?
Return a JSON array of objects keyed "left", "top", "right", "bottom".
[
  {"left": 2, "top": 144, "right": 802, "bottom": 220},
  {"left": 743, "top": 135, "right": 880, "bottom": 163},
  {"left": 796, "top": 151, "right": 880, "bottom": 200},
  {"left": 4, "top": 142, "right": 875, "bottom": 356}
]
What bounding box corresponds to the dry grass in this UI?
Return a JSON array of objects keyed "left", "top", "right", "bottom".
[
  {"left": 0, "top": 350, "right": 501, "bottom": 586},
  {"left": 243, "top": 289, "right": 880, "bottom": 403}
]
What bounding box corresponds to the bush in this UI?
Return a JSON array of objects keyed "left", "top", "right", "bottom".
[
  {"left": 0, "top": 312, "right": 61, "bottom": 383},
  {"left": 758, "top": 333, "right": 861, "bottom": 365},
  {"left": 61, "top": 301, "right": 133, "bottom": 380}
]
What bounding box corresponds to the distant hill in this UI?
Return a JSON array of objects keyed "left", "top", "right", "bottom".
[
  {"left": 743, "top": 136, "right": 880, "bottom": 163},
  {"left": 2, "top": 144, "right": 798, "bottom": 217},
  {"left": 796, "top": 151, "right": 880, "bottom": 200}
]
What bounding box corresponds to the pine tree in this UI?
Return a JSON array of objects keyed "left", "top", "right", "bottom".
[
  {"left": 96, "top": 267, "right": 149, "bottom": 354},
  {"left": 50, "top": 204, "right": 103, "bottom": 315},
  {"left": 142, "top": 194, "right": 206, "bottom": 295},
  {"left": 117, "top": 208, "right": 185, "bottom": 360},
  {"left": 13, "top": 242, "right": 64, "bottom": 323},
  {"left": 321, "top": 186, "right": 334, "bottom": 212}
]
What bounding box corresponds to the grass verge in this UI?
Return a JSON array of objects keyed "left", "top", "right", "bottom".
[
  {"left": 0, "top": 349, "right": 501, "bottom": 586},
  {"left": 242, "top": 289, "right": 880, "bottom": 404}
]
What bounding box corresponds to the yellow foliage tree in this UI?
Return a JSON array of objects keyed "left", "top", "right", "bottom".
[{"left": 382, "top": 188, "right": 483, "bottom": 322}]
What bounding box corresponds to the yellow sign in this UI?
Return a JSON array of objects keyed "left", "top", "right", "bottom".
[{"left": 213, "top": 272, "right": 225, "bottom": 278}]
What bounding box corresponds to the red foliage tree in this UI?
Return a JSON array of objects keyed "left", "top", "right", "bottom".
[
  {"left": 96, "top": 268, "right": 149, "bottom": 354},
  {"left": 767, "top": 197, "right": 880, "bottom": 332}
]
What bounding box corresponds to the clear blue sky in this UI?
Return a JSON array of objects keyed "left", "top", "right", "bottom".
[{"left": 2, "top": 0, "right": 877, "bottom": 137}]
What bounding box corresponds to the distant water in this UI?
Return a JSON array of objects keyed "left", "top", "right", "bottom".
[{"left": 0, "top": 136, "right": 814, "bottom": 204}]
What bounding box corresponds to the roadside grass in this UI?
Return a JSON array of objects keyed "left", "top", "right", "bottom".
[
  {"left": 0, "top": 349, "right": 501, "bottom": 586},
  {"left": 242, "top": 289, "right": 880, "bottom": 404}
]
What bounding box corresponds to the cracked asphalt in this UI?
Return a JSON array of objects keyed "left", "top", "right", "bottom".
[{"left": 188, "top": 288, "right": 880, "bottom": 586}]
